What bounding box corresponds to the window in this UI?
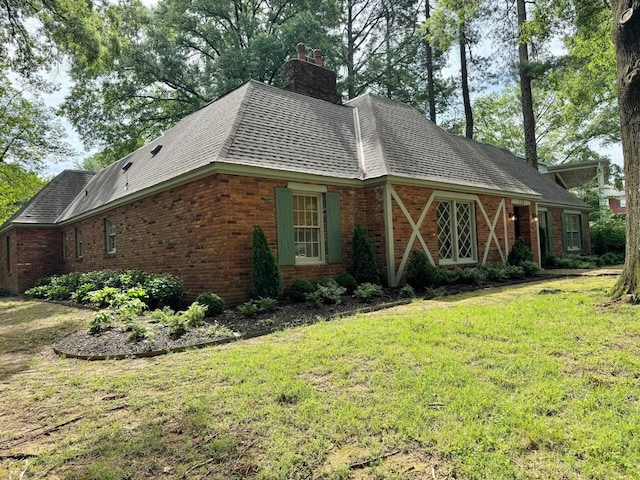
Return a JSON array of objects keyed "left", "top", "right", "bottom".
[
  {"left": 5, "top": 236, "right": 9, "bottom": 273},
  {"left": 538, "top": 210, "right": 554, "bottom": 252},
  {"left": 437, "top": 200, "right": 476, "bottom": 264},
  {"left": 564, "top": 213, "right": 582, "bottom": 251},
  {"left": 275, "top": 187, "right": 342, "bottom": 266},
  {"left": 293, "top": 193, "right": 323, "bottom": 262},
  {"left": 620, "top": 198, "right": 626, "bottom": 208},
  {"left": 105, "top": 218, "right": 116, "bottom": 253},
  {"left": 76, "top": 228, "right": 84, "bottom": 258}
]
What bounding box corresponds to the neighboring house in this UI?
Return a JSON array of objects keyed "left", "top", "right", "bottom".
[
  {"left": 603, "top": 187, "right": 627, "bottom": 215},
  {"left": 0, "top": 45, "right": 591, "bottom": 303}
]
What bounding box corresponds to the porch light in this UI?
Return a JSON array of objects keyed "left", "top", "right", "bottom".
[
  {"left": 509, "top": 212, "right": 517, "bottom": 221},
  {"left": 532, "top": 213, "right": 538, "bottom": 222}
]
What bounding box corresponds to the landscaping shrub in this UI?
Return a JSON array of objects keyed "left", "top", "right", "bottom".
[
  {"left": 305, "top": 282, "right": 346, "bottom": 307},
  {"left": 146, "top": 273, "right": 185, "bottom": 309},
  {"left": 87, "top": 286, "right": 121, "bottom": 308},
  {"left": 520, "top": 261, "right": 540, "bottom": 276},
  {"left": 508, "top": 238, "right": 534, "bottom": 266},
  {"left": 256, "top": 296, "right": 278, "bottom": 313},
  {"left": 89, "top": 310, "right": 114, "bottom": 334},
  {"left": 237, "top": 301, "right": 259, "bottom": 318},
  {"left": 252, "top": 225, "right": 282, "bottom": 298},
  {"left": 287, "top": 279, "right": 315, "bottom": 303},
  {"left": 335, "top": 271, "right": 357, "bottom": 293},
  {"left": 591, "top": 217, "right": 626, "bottom": 255},
  {"left": 182, "top": 302, "right": 207, "bottom": 327},
  {"left": 405, "top": 250, "right": 442, "bottom": 289},
  {"left": 354, "top": 283, "right": 382, "bottom": 303},
  {"left": 399, "top": 285, "right": 415, "bottom": 298},
  {"left": 457, "top": 267, "right": 488, "bottom": 285},
  {"left": 70, "top": 283, "right": 96, "bottom": 304},
  {"left": 195, "top": 292, "right": 225, "bottom": 316},
  {"left": 351, "top": 226, "right": 380, "bottom": 284},
  {"left": 24, "top": 285, "right": 51, "bottom": 299}
]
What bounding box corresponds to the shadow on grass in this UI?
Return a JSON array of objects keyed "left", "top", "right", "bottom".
[{"left": 0, "top": 298, "right": 89, "bottom": 380}]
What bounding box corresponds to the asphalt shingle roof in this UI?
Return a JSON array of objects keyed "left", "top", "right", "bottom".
[
  {"left": 3, "top": 170, "right": 94, "bottom": 227},
  {"left": 2, "top": 80, "right": 589, "bottom": 231}
]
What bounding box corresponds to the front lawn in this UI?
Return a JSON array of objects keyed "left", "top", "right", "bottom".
[{"left": 1, "top": 276, "right": 639, "bottom": 479}]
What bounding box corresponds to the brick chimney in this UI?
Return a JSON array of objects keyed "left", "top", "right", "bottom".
[{"left": 283, "top": 43, "right": 342, "bottom": 105}]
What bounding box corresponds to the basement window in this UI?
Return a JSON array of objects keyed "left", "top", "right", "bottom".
[{"left": 105, "top": 218, "right": 116, "bottom": 254}]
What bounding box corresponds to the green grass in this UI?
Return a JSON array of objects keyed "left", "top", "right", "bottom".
[{"left": 1, "top": 277, "right": 639, "bottom": 479}]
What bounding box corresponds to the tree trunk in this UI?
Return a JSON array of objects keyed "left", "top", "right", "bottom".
[
  {"left": 426, "top": 0, "right": 436, "bottom": 122},
  {"left": 346, "top": 0, "right": 356, "bottom": 100},
  {"left": 517, "top": 0, "right": 538, "bottom": 169},
  {"left": 459, "top": 22, "right": 473, "bottom": 139},
  {"left": 612, "top": 0, "right": 640, "bottom": 297}
]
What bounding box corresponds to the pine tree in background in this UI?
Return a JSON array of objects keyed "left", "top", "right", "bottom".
[
  {"left": 252, "top": 226, "right": 282, "bottom": 298},
  {"left": 351, "top": 226, "right": 380, "bottom": 284}
]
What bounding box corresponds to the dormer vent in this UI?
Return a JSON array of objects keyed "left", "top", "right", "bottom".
[
  {"left": 150, "top": 145, "right": 163, "bottom": 156},
  {"left": 122, "top": 161, "right": 133, "bottom": 172}
]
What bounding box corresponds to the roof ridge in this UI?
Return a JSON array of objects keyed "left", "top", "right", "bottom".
[
  {"left": 365, "top": 95, "right": 393, "bottom": 177},
  {"left": 217, "top": 81, "right": 256, "bottom": 161}
]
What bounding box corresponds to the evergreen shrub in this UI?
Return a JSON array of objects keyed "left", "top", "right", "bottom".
[
  {"left": 351, "top": 226, "right": 380, "bottom": 284},
  {"left": 252, "top": 226, "right": 282, "bottom": 298}
]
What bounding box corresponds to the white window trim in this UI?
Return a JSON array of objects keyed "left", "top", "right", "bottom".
[
  {"left": 437, "top": 199, "right": 477, "bottom": 265},
  {"left": 292, "top": 191, "right": 325, "bottom": 265},
  {"left": 105, "top": 218, "right": 116, "bottom": 254},
  {"left": 565, "top": 213, "right": 581, "bottom": 251}
]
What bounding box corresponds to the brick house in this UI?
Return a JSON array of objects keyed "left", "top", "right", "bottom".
[{"left": 0, "top": 45, "right": 591, "bottom": 303}]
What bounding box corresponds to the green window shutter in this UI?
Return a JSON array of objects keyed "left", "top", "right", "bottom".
[
  {"left": 326, "top": 192, "right": 343, "bottom": 263},
  {"left": 580, "top": 213, "right": 587, "bottom": 252},
  {"left": 275, "top": 188, "right": 295, "bottom": 266},
  {"left": 561, "top": 213, "right": 568, "bottom": 251}
]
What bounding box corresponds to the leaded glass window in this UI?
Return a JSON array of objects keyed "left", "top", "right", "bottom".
[{"left": 436, "top": 200, "right": 476, "bottom": 264}]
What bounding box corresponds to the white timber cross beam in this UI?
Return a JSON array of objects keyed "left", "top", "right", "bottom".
[{"left": 385, "top": 185, "right": 509, "bottom": 287}]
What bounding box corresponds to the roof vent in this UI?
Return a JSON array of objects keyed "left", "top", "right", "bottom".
[
  {"left": 122, "top": 161, "right": 133, "bottom": 172},
  {"left": 150, "top": 145, "right": 163, "bottom": 156}
]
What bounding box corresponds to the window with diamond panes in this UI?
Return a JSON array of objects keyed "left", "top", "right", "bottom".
[
  {"left": 293, "top": 194, "right": 323, "bottom": 262},
  {"left": 437, "top": 200, "right": 476, "bottom": 264}
]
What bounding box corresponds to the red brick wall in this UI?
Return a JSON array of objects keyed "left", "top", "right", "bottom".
[
  {"left": 388, "top": 185, "right": 520, "bottom": 283},
  {"left": 0, "top": 228, "right": 63, "bottom": 294},
  {"left": 61, "top": 174, "right": 368, "bottom": 304}
]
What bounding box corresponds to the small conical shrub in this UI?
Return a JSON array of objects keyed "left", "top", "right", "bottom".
[
  {"left": 252, "top": 226, "right": 282, "bottom": 298},
  {"left": 507, "top": 237, "right": 534, "bottom": 266},
  {"left": 351, "top": 226, "right": 380, "bottom": 284}
]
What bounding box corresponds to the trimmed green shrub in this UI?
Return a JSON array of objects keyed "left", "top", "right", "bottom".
[
  {"left": 335, "top": 271, "right": 357, "bottom": 293},
  {"left": 195, "top": 292, "right": 225, "bottom": 316},
  {"left": 287, "top": 279, "right": 315, "bottom": 303},
  {"left": 354, "top": 283, "right": 382, "bottom": 303},
  {"left": 508, "top": 238, "right": 534, "bottom": 266},
  {"left": 591, "top": 217, "right": 626, "bottom": 255},
  {"left": 457, "top": 267, "right": 488, "bottom": 286},
  {"left": 351, "top": 226, "right": 380, "bottom": 284},
  {"left": 405, "top": 250, "right": 442, "bottom": 289},
  {"left": 252, "top": 226, "right": 282, "bottom": 298},
  {"left": 24, "top": 285, "right": 51, "bottom": 299}
]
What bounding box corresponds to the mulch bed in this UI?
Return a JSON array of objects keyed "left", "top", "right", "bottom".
[
  {"left": 53, "top": 276, "right": 552, "bottom": 361},
  {"left": 53, "top": 290, "right": 411, "bottom": 360}
]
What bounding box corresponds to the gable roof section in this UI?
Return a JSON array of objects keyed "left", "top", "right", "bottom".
[
  {"left": 348, "top": 94, "right": 538, "bottom": 195},
  {"left": 1, "top": 170, "right": 94, "bottom": 230}
]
